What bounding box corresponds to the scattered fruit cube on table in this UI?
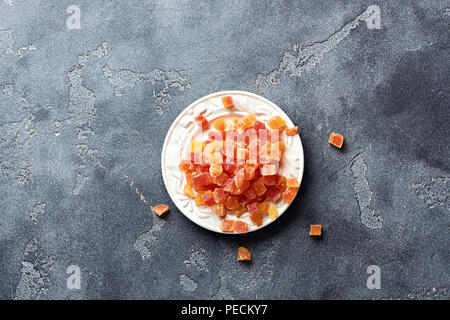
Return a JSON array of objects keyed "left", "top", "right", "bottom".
[
  {"left": 309, "top": 224, "right": 322, "bottom": 236},
  {"left": 329, "top": 132, "right": 344, "bottom": 148},
  {"left": 152, "top": 204, "right": 169, "bottom": 217},
  {"left": 221, "top": 95, "right": 234, "bottom": 108},
  {"left": 237, "top": 247, "right": 251, "bottom": 261}
]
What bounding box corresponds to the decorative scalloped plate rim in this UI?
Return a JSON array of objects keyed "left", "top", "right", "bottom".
[{"left": 161, "top": 90, "right": 304, "bottom": 234}]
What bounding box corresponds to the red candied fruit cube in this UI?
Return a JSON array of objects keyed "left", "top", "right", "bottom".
[
  {"left": 201, "top": 191, "right": 216, "bottom": 206},
  {"left": 212, "top": 172, "right": 228, "bottom": 186},
  {"left": 194, "top": 114, "right": 208, "bottom": 128},
  {"left": 261, "top": 175, "right": 277, "bottom": 186},
  {"left": 191, "top": 172, "right": 213, "bottom": 191},
  {"left": 244, "top": 186, "right": 257, "bottom": 200},
  {"left": 152, "top": 204, "right": 169, "bottom": 216},
  {"left": 266, "top": 186, "right": 282, "bottom": 203},
  {"left": 213, "top": 188, "right": 227, "bottom": 203},
  {"left": 234, "top": 168, "right": 246, "bottom": 188},
  {"left": 254, "top": 121, "right": 265, "bottom": 131},
  {"left": 247, "top": 202, "right": 260, "bottom": 214},
  {"left": 233, "top": 220, "right": 248, "bottom": 233}
]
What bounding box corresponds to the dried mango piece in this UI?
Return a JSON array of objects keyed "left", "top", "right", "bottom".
[
  {"left": 225, "top": 196, "right": 240, "bottom": 210},
  {"left": 286, "top": 126, "right": 298, "bottom": 136},
  {"left": 183, "top": 184, "right": 194, "bottom": 198},
  {"left": 152, "top": 204, "right": 169, "bottom": 216},
  {"left": 309, "top": 224, "right": 322, "bottom": 236},
  {"left": 190, "top": 140, "right": 205, "bottom": 153},
  {"left": 195, "top": 191, "right": 205, "bottom": 205},
  {"left": 253, "top": 180, "right": 267, "bottom": 196},
  {"left": 260, "top": 164, "right": 277, "bottom": 176},
  {"left": 221, "top": 95, "right": 234, "bottom": 108},
  {"left": 213, "top": 117, "right": 226, "bottom": 131},
  {"left": 329, "top": 132, "right": 344, "bottom": 148},
  {"left": 233, "top": 220, "right": 248, "bottom": 233},
  {"left": 268, "top": 206, "right": 278, "bottom": 221},
  {"left": 212, "top": 204, "right": 226, "bottom": 217},
  {"left": 194, "top": 114, "right": 208, "bottom": 128},
  {"left": 267, "top": 115, "right": 286, "bottom": 129},
  {"left": 286, "top": 176, "right": 300, "bottom": 188},
  {"left": 221, "top": 219, "right": 235, "bottom": 232},
  {"left": 250, "top": 213, "right": 263, "bottom": 226},
  {"left": 237, "top": 247, "right": 251, "bottom": 261},
  {"left": 282, "top": 187, "right": 298, "bottom": 203}
]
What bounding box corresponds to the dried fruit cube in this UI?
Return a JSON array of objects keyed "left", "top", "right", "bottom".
[
  {"left": 244, "top": 165, "right": 257, "bottom": 180},
  {"left": 221, "top": 95, "right": 234, "bottom": 108},
  {"left": 242, "top": 113, "right": 257, "bottom": 129},
  {"left": 282, "top": 187, "right": 298, "bottom": 203},
  {"left": 250, "top": 213, "right": 263, "bottom": 226},
  {"left": 213, "top": 188, "right": 226, "bottom": 203},
  {"left": 231, "top": 206, "right": 246, "bottom": 217},
  {"left": 233, "top": 220, "right": 248, "bottom": 233},
  {"left": 260, "top": 164, "right": 277, "bottom": 176},
  {"left": 237, "top": 247, "right": 251, "bottom": 261},
  {"left": 234, "top": 168, "right": 246, "bottom": 188},
  {"left": 221, "top": 219, "right": 235, "bottom": 232},
  {"left": 286, "top": 176, "right": 300, "bottom": 188},
  {"left": 183, "top": 184, "right": 194, "bottom": 198},
  {"left": 309, "top": 225, "right": 322, "bottom": 236},
  {"left": 225, "top": 196, "right": 240, "bottom": 210},
  {"left": 179, "top": 159, "right": 193, "bottom": 172},
  {"left": 195, "top": 191, "right": 205, "bottom": 205},
  {"left": 258, "top": 201, "right": 269, "bottom": 214},
  {"left": 267, "top": 115, "right": 286, "bottom": 129},
  {"left": 212, "top": 172, "right": 228, "bottom": 186},
  {"left": 212, "top": 204, "right": 226, "bottom": 217},
  {"left": 268, "top": 206, "right": 278, "bottom": 221},
  {"left": 247, "top": 202, "right": 260, "bottom": 214},
  {"left": 209, "top": 163, "right": 223, "bottom": 177},
  {"left": 231, "top": 180, "right": 249, "bottom": 195},
  {"left": 201, "top": 191, "right": 216, "bottom": 206},
  {"left": 190, "top": 140, "right": 205, "bottom": 153},
  {"left": 329, "top": 132, "right": 344, "bottom": 148},
  {"left": 192, "top": 172, "right": 212, "bottom": 191},
  {"left": 194, "top": 114, "right": 208, "bottom": 128},
  {"left": 253, "top": 180, "right": 267, "bottom": 196},
  {"left": 244, "top": 186, "right": 257, "bottom": 200},
  {"left": 254, "top": 121, "right": 265, "bottom": 131},
  {"left": 152, "top": 204, "right": 169, "bottom": 216},
  {"left": 266, "top": 186, "right": 282, "bottom": 203},
  {"left": 213, "top": 117, "right": 226, "bottom": 131},
  {"left": 286, "top": 126, "right": 298, "bottom": 136}
]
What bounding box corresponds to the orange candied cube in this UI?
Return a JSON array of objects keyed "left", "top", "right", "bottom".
[
  {"left": 231, "top": 206, "right": 246, "bottom": 217},
  {"left": 282, "top": 187, "right": 298, "bottom": 203},
  {"left": 179, "top": 159, "right": 194, "bottom": 172},
  {"left": 225, "top": 196, "right": 240, "bottom": 210},
  {"left": 233, "top": 220, "right": 248, "bottom": 233},
  {"left": 194, "top": 191, "right": 205, "bottom": 205},
  {"left": 250, "top": 213, "right": 263, "bottom": 226},
  {"left": 260, "top": 164, "right": 277, "bottom": 176},
  {"left": 258, "top": 201, "right": 270, "bottom": 214},
  {"left": 152, "top": 204, "right": 169, "bottom": 216},
  {"left": 194, "top": 114, "right": 208, "bottom": 128},
  {"left": 209, "top": 163, "right": 223, "bottom": 177},
  {"left": 237, "top": 247, "right": 251, "bottom": 261},
  {"left": 268, "top": 206, "right": 278, "bottom": 221},
  {"left": 201, "top": 191, "right": 216, "bottom": 206},
  {"left": 212, "top": 204, "right": 226, "bottom": 217},
  {"left": 221, "top": 219, "right": 235, "bottom": 232},
  {"left": 329, "top": 132, "right": 344, "bottom": 148},
  {"left": 241, "top": 113, "right": 257, "bottom": 130},
  {"left": 183, "top": 184, "right": 194, "bottom": 198},
  {"left": 286, "top": 176, "right": 300, "bottom": 188},
  {"left": 221, "top": 95, "right": 234, "bottom": 108},
  {"left": 213, "top": 117, "right": 226, "bottom": 131},
  {"left": 267, "top": 115, "right": 286, "bottom": 129},
  {"left": 309, "top": 224, "right": 322, "bottom": 236},
  {"left": 286, "top": 126, "right": 298, "bottom": 136},
  {"left": 253, "top": 180, "right": 267, "bottom": 196},
  {"left": 190, "top": 140, "right": 205, "bottom": 153},
  {"left": 213, "top": 188, "right": 226, "bottom": 203}
]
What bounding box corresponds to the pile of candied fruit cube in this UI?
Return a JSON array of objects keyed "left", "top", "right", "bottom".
[{"left": 179, "top": 96, "right": 299, "bottom": 233}]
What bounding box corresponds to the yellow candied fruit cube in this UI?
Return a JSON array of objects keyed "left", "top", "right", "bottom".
[
  {"left": 242, "top": 113, "right": 257, "bottom": 130},
  {"left": 268, "top": 206, "right": 278, "bottom": 221},
  {"left": 194, "top": 191, "right": 205, "bottom": 205},
  {"left": 213, "top": 117, "right": 226, "bottom": 131},
  {"left": 183, "top": 184, "right": 194, "bottom": 198},
  {"left": 190, "top": 140, "right": 205, "bottom": 153},
  {"left": 267, "top": 115, "right": 287, "bottom": 129},
  {"left": 209, "top": 163, "right": 223, "bottom": 177}
]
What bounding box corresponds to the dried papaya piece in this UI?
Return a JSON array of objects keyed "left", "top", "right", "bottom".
[
  {"left": 152, "top": 204, "right": 169, "bottom": 216},
  {"left": 286, "top": 126, "right": 298, "bottom": 136},
  {"left": 231, "top": 206, "right": 246, "bottom": 217},
  {"left": 329, "top": 132, "right": 344, "bottom": 148},
  {"left": 194, "top": 114, "right": 208, "bottom": 128},
  {"left": 213, "top": 117, "right": 226, "bottom": 131},
  {"left": 183, "top": 184, "right": 194, "bottom": 198},
  {"left": 282, "top": 187, "right": 298, "bottom": 203},
  {"left": 237, "top": 247, "right": 251, "bottom": 261},
  {"left": 209, "top": 163, "right": 223, "bottom": 177},
  {"left": 286, "top": 176, "right": 300, "bottom": 188},
  {"left": 190, "top": 140, "right": 205, "bottom": 153},
  {"left": 241, "top": 113, "right": 257, "bottom": 130},
  {"left": 309, "top": 224, "right": 322, "bottom": 236},
  {"left": 250, "top": 213, "right": 263, "bottom": 226},
  {"left": 233, "top": 220, "right": 248, "bottom": 233},
  {"left": 213, "top": 188, "right": 226, "bottom": 204},
  {"left": 225, "top": 196, "right": 240, "bottom": 210},
  {"left": 258, "top": 201, "right": 270, "bottom": 214},
  {"left": 268, "top": 206, "right": 278, "bottom": 221},
  {"left": 201, "top": 191, "right": 216, "bottom": 206},
  {"left": 267, "top": 115, "right": 286, "bottom": 129},
  {"left": 221, "top": 95, "right": 234, "bottom": 108},
  {"left": 221, "top": 219, "right": 235, "bottom": 232},
  {"left": 253, "top": 180, "right": 267, "bottom": 196},
  {"left": 194, "top": 191, "right": 205, "bottom": 205},
  {"left": 260, "top": 164, "right": 277, "bottom": 176},
  {"left": 212, "top": 204, "right": 226, "bottom": 217}
]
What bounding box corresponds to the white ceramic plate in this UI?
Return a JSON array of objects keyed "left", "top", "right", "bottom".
[{"left": 161, "top": 91, "right": 304, "bottom": 233}]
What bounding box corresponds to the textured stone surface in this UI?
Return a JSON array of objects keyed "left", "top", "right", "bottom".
[{"left": 0, "top": 0, "right": 448, "bottom": 300}]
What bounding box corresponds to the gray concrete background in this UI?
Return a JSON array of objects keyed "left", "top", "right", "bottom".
[{"left": 0, "top": 0, "right": 448, "bottom": 300}]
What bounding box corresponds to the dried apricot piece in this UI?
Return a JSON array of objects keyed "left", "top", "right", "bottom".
[
  {"left": 286, "top": 176, "right": 300, "bottom": 188},
  {"left": 194, "top": 114, "right": 208, "bottom": 128},
  {"left": 221, "top": 219, "right": 235, "bottom": 232},
  {"left": 212, "top": 204, "right": 226, "bottom": 217},
  {"left": 268, "top": 206, "right": 278, "bottom": 221},
  {"left": 213, "top": 117, "right": 226, "bottom": 131},
  {"left": 309, "top": 224, "right": 322, "bottom": 236},
  {"left": 183, "top": 184, "right": 194, "bottom": 198},
  {"left": 247, "top": 202, "right": 260, "bottom": 214},
  {"left": 286, "top": 126, "right": 298, "bottom": 136},
  {"left": 329, "top": 132, "right": 344, "bottom": 148},
  {"left": 221, "top": 95, "right": 234, "bottom": 108},
  {"left": 237, "top": 247, "right": 251, "bottom": 261},
  {"left": 267, "top": 115, "right": 286, "bottom": 129},
  {"left": 231, "top": 206, "right": 246, "bottom": 217},
  {"left": 152, "top": 204, "right": 169, "bottom": 216},
  {"left": 233, "top": 220, "right": 248, "bottom": 233},
  {"left": 282, "top": 187, "right": 298, "bottom": 203}
]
